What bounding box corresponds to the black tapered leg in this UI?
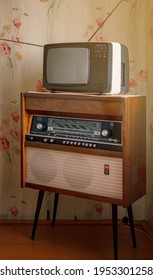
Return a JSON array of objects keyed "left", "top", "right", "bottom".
[
  {"left": 112, "top": 204, "right": 118, "bottom": 260},
  {"left": 127, "top": 205, "right": 136, "bottom": 248},
  {"left": 52, "top": 193, "right": 59, "bottom": 227},
  {"left": 31, "top": 190, "right": 44, "bottom": 240}
]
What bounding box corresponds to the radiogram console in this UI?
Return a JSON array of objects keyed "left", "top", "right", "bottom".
[{"left": 21, "top": 92, "right": 146, "bottom": 207}]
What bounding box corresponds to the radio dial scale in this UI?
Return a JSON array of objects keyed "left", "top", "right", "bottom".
[{"left": 26, "top": 116, "right": 122, "bottom": 152}]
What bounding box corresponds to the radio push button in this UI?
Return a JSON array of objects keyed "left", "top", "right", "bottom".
[
  {"left": 43, "top": 138, "right": 49, "bottom": 143},
  {"left": 29, "top": 136, "right": 34, "bottom": 141}
]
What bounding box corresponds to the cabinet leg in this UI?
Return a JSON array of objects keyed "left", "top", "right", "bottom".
[
  {"left": 52, "top": 193, "right": 59, "bottom": 227},
  {"left": 31, "top": 190, "right": 44, "bottom": 240},
  {"left": 112, "top": 204, "right": 118, "bottom": 260},
  {"left": 127, "top": 205, "right": 136, "bottom": 248}
]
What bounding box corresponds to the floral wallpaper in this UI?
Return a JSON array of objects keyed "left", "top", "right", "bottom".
[
  {"left": 0, "top": 109, "right": 20, "bottom": 163},
  {"left": 0, "top": 0, "right": 152, "bottom": 225},
  {"left": 0, "top": 7, "right": 28, "bottom": 70}
]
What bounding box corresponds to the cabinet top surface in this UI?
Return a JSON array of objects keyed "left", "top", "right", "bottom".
[{"left": 22, "top": 91, "right": 145, "bottom": 101}]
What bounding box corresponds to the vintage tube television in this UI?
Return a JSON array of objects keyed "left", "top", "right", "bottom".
[{"left": 43, "top": 42, "right": 129, "bottom": 94}]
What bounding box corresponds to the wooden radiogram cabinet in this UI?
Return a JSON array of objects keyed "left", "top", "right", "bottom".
[{"left": 21, "top": 92, "right": 146, "bottom": 208}]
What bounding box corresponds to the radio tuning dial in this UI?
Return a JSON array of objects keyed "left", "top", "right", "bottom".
[
  {"left": 101, "top": 129, "right": 112, "bottom": 138},
  {"left": 36, "top": 122, "right": 47, "bottom": 131}
]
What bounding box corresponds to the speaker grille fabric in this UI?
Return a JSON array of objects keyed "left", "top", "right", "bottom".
[{"left": 26, "top": 147, "right": 123, "bottom": 199}]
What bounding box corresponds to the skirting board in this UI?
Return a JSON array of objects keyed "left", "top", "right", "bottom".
[{"left": 0, "top": 218, "right": 143, "bottom": 226}]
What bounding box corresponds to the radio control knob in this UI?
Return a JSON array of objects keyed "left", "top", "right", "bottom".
[
  {"left": 101, "top": 129, "right": 112, "bottom": 138},
  {"left": 36, "top": 122, "right": 47, "bottom": 131}
]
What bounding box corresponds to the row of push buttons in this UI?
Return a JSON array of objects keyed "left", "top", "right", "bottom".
[
  {"left": 27, "top": 136, "right": 97, "bottom": 148},
  {"left": 28, "top": 136, "right": 54, "bottom": 143},
  {"left": 62, "top": 140, "right": 97, "bottom": 148}
]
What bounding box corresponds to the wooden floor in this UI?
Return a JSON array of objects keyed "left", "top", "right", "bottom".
[{"left": 0, "top": 221, "right": 153, "bottom": 260}]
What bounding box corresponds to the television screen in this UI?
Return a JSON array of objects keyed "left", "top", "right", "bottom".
[{"left": 47, "top": 48, "right": 89, "bottom": 84}]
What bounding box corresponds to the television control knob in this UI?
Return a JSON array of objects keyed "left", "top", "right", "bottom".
[
  {"left": 101, "top": 129, "right": 112, "bottom": 138},
  {"left": 36, "top": 122, "right": 47, "bottom": 131}
]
